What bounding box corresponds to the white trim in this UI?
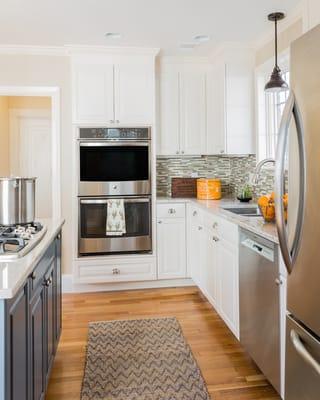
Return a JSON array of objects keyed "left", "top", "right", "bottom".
[
  {"left": 0, "top": 44, "right": 160, "bottom": 57},
  {"left": 0, "top": 86, "right": 61, "bottom": 220},
  {"left": 66, "top": 45, "right": 160, "bottom": 57},
  {"left": 62, "top": 274, "right": 194, "bottom": 293}
]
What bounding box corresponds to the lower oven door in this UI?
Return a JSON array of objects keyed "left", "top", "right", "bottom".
[{"left": 79, "top": 196, "right": 152, "bottom": 255}]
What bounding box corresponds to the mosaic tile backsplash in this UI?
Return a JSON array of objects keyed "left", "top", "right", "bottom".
[{"left": 156, "top": 155, "right": 275, "bottom": 198}]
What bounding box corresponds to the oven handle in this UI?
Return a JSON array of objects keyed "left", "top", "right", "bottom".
[
  {"left": 79, "top": 141, "right": 150, "bottom": 147},
  {"left": 80, "top": 198, "right": 151, "bottom": 204}
]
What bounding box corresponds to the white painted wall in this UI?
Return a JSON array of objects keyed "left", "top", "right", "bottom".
[
  {"left": 0, "top": 97, "right": 10, "bottom": 176},
  {"left": 0, "top": 54, "right": 72, "bottom": 273}
]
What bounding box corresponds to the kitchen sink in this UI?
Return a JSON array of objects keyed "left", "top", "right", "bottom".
[{"left": 222, "top": 207, "right": 262, "bottom": 217}]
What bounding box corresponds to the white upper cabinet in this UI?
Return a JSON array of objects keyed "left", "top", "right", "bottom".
[
  {"left": 71, "top": 52, "right": 157, "bottom": 125},
  {"left": 208, "top": 46, "right": 255, "bottom": 155},
  {"left": 158, "top": 66, "right": 180, "bottom": 155},
  {"left": 180, "top": 67, "right": 206, "bottom": 155},
  {"left": 157, "top": 61, "right": 207, "bottom": 156},
  {"left": 72, "top": 62, "right": 114, "bottom": 124},
  {"left": 115, "top": 57, "right": 154, "bottom": 125},
  {"left": 157, "top": 49, "right": 254, "bottom": 156}
]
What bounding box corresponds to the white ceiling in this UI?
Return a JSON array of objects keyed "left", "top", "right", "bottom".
[{"left": 0, "top": 0, "right": 301, "bottom": 55}]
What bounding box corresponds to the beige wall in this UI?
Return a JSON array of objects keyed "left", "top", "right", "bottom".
[
  {"left": 255, "top": 18, "right": 303, "bottom": 66},
  {"left": 0, "top": 96, "right": 10, "bottom": 175},
  {"left": 8, "top": 96, "right": 51, "bottom": 109},
  {"left": 0, "top": 54, "right": 72, "bottom": 273}
]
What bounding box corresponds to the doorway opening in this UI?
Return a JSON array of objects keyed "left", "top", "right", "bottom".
[{"left": 0, "top": 87, "right": 60, "bottom": 220}]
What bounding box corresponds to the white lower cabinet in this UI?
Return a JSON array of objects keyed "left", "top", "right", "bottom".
[
  {"left": 157, "top": 203, "right": 187, "bottom": 279},
  {"left": 217, "top": 237, "right": 239, "bottom": 338},
  {"left": 187, "top": 203, "right": 239, "bottom": 338}
]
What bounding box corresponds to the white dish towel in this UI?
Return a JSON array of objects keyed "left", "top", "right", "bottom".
[{"left": 106, "top": 199, "right": 126, "bottom": 236}]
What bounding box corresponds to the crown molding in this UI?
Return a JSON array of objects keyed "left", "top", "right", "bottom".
[
  {"left": 65, "top": 45, "right": 160, "bottom": 57},
  {"left": 0, "top": 45, "right": 67, "bottom": 56},
  {"left": 0, "top": 44, "right": 160, "bottom": 57}
]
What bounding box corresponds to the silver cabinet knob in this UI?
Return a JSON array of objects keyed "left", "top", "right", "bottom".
[
  {"left": 220, "top": 150, "right": 225, "bottom": 154},
  {"left": 181, "top": 151, "right": 185, "bottom": 154},
  {"left": 198, "top": 226, "right": 203, "bottom": 231},
  {"left": 168, "top": 208, "right": 176, "bottom": 214},
  {"left": 275, "top": 277, "right": 283, "bottom": 286},
  {"left": 193, "top": 211, "right": 197, "bottom": 217},
  {"left": 212, "top": 222, "right": 218, "bottom": 229},
  {"left": 112, "top": 268, "right": 120, "bottom": 275},
  {"left": 112, "top": 185, "right": 118, "bottom": 190},
  {"left": 158, "top": 220, "right": 162, "bottom": 224},
  {"left": 212, "top": 236, "right": 219, "bottom": 242}
]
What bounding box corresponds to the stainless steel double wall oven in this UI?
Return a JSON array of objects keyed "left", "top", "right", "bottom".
[{"left": 78, "top": 127, "right": 152, "bottom": 256}]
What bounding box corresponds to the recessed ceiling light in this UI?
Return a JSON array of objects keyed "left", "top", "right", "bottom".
[
  {"left": 180, "top": 43, "right": 196, "bottom": 50},
  {"left": 105, "top": 32, "right": 122, "bottom": 39},
  {"left": 193, "top": 34, "right": 210, "bottom": 43}
]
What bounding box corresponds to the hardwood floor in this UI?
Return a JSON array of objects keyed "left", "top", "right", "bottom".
[{"left": 46, "top": 287, "right": 280, "bottom": 400}]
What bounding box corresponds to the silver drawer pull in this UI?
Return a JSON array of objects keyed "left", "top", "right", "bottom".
[
  {"left": 112, "top": 268, "right": 120, "bottom": 275},
  {"left": 212, "top": 222, "right": 218, "bottom": 228},
  {"left": 168, "top": 208, "right": 176, "bottom": 214},
  {"left": 193, "top": 211, "right": 197, "bottom": 217},
  {"left": 290, "top": 330, "right": 320, "bottom": 376},
  {"left": 212, "top": 236, "right": 219, "bottom": 242}
]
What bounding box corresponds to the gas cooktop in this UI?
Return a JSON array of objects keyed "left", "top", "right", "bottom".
[{"left": 0, "top": 222, "right": 47, "bottom": 261}]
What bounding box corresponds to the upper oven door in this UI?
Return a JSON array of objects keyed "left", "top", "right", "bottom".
[{"left": 79, "top": 141, "right": 151, "bottom": 196}]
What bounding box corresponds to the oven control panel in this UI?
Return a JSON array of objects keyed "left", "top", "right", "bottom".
[{"left": 79, "top": 128, "right": 151, "bottom": 140}]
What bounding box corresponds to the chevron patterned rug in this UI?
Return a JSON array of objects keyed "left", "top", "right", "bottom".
[{"left": 81, "top": 317, "right": 211, "bottom": 400}]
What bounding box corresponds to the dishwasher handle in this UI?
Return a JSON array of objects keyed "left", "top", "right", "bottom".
[{"left": 241, "top": 238, "right": 274, "bottom": 262}]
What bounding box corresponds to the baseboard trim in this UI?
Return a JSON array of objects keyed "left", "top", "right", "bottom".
[{"left": 62, "top": 274, "right": 195, "bottom": 293}]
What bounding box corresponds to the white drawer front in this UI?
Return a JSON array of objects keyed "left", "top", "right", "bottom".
[
  {"left": 77, "top": 260, "right": 156, "bottom": 283},
  {"left": 157, "top": 203, "right": 186, "bottom": 219}
]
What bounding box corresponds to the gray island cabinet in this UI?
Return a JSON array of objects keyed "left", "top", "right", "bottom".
[{"left": 0, "top": 232, "right": 62, "bottom": 400}]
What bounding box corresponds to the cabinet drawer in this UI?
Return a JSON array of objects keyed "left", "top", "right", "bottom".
[
  {"left": 157, "top": 203, "right": 185, "bottom": 219},
  {"left": 203, "top": 211, "right": 238, "bottom": 244},
  {"left": 77, "top": 260, "right": 156, "bottom": 283},
  {"left": 29, "top": 242, "right": 55, "bottom": 298}
]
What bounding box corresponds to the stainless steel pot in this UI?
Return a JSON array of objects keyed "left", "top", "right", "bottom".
[{"left": 0, "top": 177, "right": 36, "bottom": 225}]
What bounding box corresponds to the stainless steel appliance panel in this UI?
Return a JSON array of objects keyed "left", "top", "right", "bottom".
[
  {"left": 277, "top": 24, "right": 320, "bottom": 338},
  {"left": 239, "top": 229, "right": 280, "bottom": 393},
  {"left": 79, "top": 196, "right": 152, "bottom": 255},
  {"left": 0, "top": 177, "right": 36, "bottom": 225},
  {"left": 285, "top": 314, "right": 320, "bottom": 400}
]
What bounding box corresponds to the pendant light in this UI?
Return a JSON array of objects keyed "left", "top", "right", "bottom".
[{"left": 264, "top": 12, "right": 289, "bottom": 93}]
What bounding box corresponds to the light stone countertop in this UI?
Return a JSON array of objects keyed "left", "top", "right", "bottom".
[
  {"left": 0, "top": 218, "right": 65, "bottom": 300},
  {"left": 157, "top": 196, "right": 278, "bottom": 244}
]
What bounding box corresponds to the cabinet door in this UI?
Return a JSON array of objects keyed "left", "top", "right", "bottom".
[
  {"left": 180, "top": 68, "right": 206, "bottom": 155},
  {"left": 203, "top": 230, "right": 219, "bottom": 309},
  {"left": 72, "top": 62, "right": 114, "bottom": 123},
  {"left": 54, "top": 234, "right": 62, "bottom": 351},
  {"left": 157, "top": 218, "right": 186, "bottom": 279},
  {"left": 206, "top": 63, "right": 226, "bottom": 155},
  {"left": 44, "top": 263, "right": 55, "bottom": 385},
  {"left": 157, "top": 69, "right": 180, "bottom": 155},
  {"left": 30, "top": 284, "right": 46, "bottom": 400},
  {"left": 217, "top": 239, "right": 239, "bottom": 338},
  {"left": 188, "top": 224, "right": 204, "bottom": 287},
  {"left": 115, "top": 59, "right": 154, "bottom": 124},
  {"left": 5, "top": 283, "right": 29, "bottom": 400}
]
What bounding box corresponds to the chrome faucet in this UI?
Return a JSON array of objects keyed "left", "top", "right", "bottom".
[{"left": 252, "top": 158, "right": 275, "bottom": 185}]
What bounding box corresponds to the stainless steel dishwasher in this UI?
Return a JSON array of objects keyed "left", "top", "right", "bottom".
[{"left": 239, "top": 228, "right": 280, "bottom": 394}]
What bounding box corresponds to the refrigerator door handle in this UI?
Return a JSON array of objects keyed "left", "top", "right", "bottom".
[
  {"left": 290, "top": 329, "right": 320, "bottom": 376},
  {"left": 275, "top": 90, "right": 306, "bottom": 274}
]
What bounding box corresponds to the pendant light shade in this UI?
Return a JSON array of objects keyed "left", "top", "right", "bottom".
[{"left": 264, "top": 12, "right": 289, "bottom": 93}]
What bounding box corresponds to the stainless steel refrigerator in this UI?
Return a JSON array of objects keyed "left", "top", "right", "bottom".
[{"left": 275, "top": 24, "right": 320, "bottom": 399}]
